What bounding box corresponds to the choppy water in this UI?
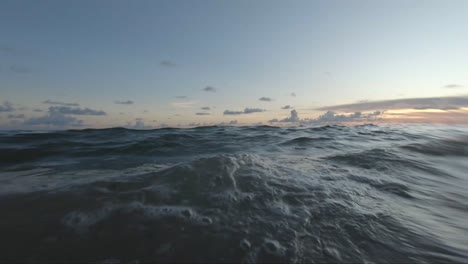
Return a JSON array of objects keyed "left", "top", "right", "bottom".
[{"left": 0, "top": 124, "right": 467, "bottom": 263}]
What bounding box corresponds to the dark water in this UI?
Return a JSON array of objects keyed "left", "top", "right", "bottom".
[{"left": 0, "top": 124, "right": 467, "bottom": 263}]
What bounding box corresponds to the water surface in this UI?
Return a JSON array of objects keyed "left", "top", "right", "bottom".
[{"left": 0, "top": 124, "right": 467, "bottom": 262}]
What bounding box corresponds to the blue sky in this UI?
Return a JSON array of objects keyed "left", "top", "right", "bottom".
[{"left": 1, "top": 0, "right": 468, "bottom": 129}]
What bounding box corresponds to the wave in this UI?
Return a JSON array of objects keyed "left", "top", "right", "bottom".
[
  {"left": 0, "top": 125, "right": 467, "bottom": 262},
  {"left": 401, "top": 136, "right": 468, "bottom": 157},
  {"left": 280, "top": 136, "right": 333, "bottom": 146}
]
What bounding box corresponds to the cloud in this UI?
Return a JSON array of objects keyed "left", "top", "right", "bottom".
[
  {"left": 223, "top": 107, "right": 265, "bottom": 115},
  {"left": 244, "top": 108, "right": 265, "bottom": 114},
  {"left": 126, "top": 120, "right": 154, "bottom": 129},
  {"left": 33, "top": 109, "right": 43, "bottom": 112},
  {"left": 269, "top": 110, "right": 300, "bottom": 123},
  {"left": 8, "top": 114, "right": 25, "bottom": 119},
  {"left": 171, "top": 101, "right": 198, "bottom": 108},
  {"left": 259, "top": 97, "right": 273, "bottom": 102},
  {"left": 125, "top": 118, "right": 156, "bottom": 129},
  {"left": 9, "top": 65, "right": 31, "bottom": 74},
  {"left": 281, "top": 105, "right": 292, "bottom": 109},
  {"left": 269, "top": 110, "right": 382, "bottom": 124},
  {"left": 313, "top": 111, "right": 383, "bottom": 123},
  {"left": 201, "top": 106, "right": 211, "bottom": 110},
  {"left": 114, "top": 100, "right": 134, "bottom": 105},
  {"left": 0, "top": 44, "right": 30, "bottom": 55},
  {"left": 316, "top": 111, "right": 353, "bottom": 122},
  {"left": 43, "top": 100, "right": 80, "bottom": 107},
  {"left": 19, "top": 105, "right": 105, "bottom": 128},
  {"left": 195, "top": 112, "right": 210, "bottom": 115},
  {"left": 443, "top": 84, "right": 463, "bottom": 89},
  {"left": 160, "top": 60, "right": 177, "bottom": 67},
  {"left": 24, "top": 112, "right": 83, "bottom": 127},
  {"left": 175, "top": 96, "right": 188, "bottom": 99},
  {"left": 49, "top": 106, "right": 106, "bottom": 116},
  {"left": 0, "top": 101, "right": 15, "bottom": 112},
  {"left": 217, "top": 120, "right": 238, "bottom": 126},
  {"left": 223, "top": 110, "right": 243, "bottom": 115},
  {"left": 283, "top": 110, "right": 300, "bottom": 122},
  {"left": 0, "top": 44, "right": 16, "bottom": 53},
  {"left": 316, "top": 96, "right": 468, "bottom": 112},
  {"left": 380, "top": 109, "right": 468, "bottom": 124},
  {"left": 202, "top": 86, "right": 216, "bottom": 93},
  {"left": 290, "top": 92, "right": 296, "bottom": 97}
]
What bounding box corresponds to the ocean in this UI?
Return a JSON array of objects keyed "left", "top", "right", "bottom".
[{"left": 0, "top": 124, "right": 467, "bottom": 263}]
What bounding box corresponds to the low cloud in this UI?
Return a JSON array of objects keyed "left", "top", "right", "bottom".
[
  {"left": 268, "top": 110, "right": 300, "bottom": 123},
  {"left": 224, "top": 108, "right": 265, "bottom": 115},
  {"left": 0, "top": 44, "right": 31, "bottom": 55},
  {"left": 8, "top": 114, "right": 25, "bottom": 119},
  {"left": 443, "top": 84, "right": 463, "bottom": 89},
  {"left": 195, "top": 112, "right": 210, "bottom": 115},
  {"left": 9, "top": 65, "right": 31, "bottom": 74},
  {"left": 269, "top": 110, "right": 382, "bottom": 124},
  {"left": 0, "top": 44, "right": 16, "bottom": 53},
  {"left": 281, "top": 105, "right": 292, "bottom": 109},
  {"left": 202, "top": 86, "right": 216, "bottom": 93},
  {"left": 20, "top": 105, "right": 105, "bottom": 128},
  {"left": 316, "top": 96, "right": 468, "bottom": 112},
  {"left": 380, "top": 109, "right": 468, "bottom": 124},
  {"left": 133, "top": 118, "right": 154, "bottom": 129},
  {"left": 127, "top": 119, "right": 154, "bottom": 130},
  {"left": 24, "top": 112, "right": 84, "bottom": 127},
  {"left": 0, "top": 101, "right": 15, "bottom": 112},
  {"left": 115, "top": 100, "right": 134, "bottom": 105},
  {"left": 313, "top": 111, "right": 381, "bottom": 123},
  {"left": 49, "top": 106, "right": 106, "bottom": 116},
  {"left": 282, "top": 110, "right": 300, "bottom": 122},
  {"left": 290, "top": 92, "right": 296, "bottom": 97},
  {"left": 259, "top": 97, "right": 273, "bottom": 102},
  {"left": 43, "top": 100, "right": 79, "bottom": 107},
  {"left": 217, "top": 120, "right": 238, "bottom": 126},
  {"left": 201, "top": 106, "right": 211, "bottom": 110},
  {"left": 160, "top": 60, "right": 177, "bottom": 67}
]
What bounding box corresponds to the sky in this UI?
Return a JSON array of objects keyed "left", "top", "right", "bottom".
[{"left": 1, "top": 0, "right": 468, "bottom": 129}]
